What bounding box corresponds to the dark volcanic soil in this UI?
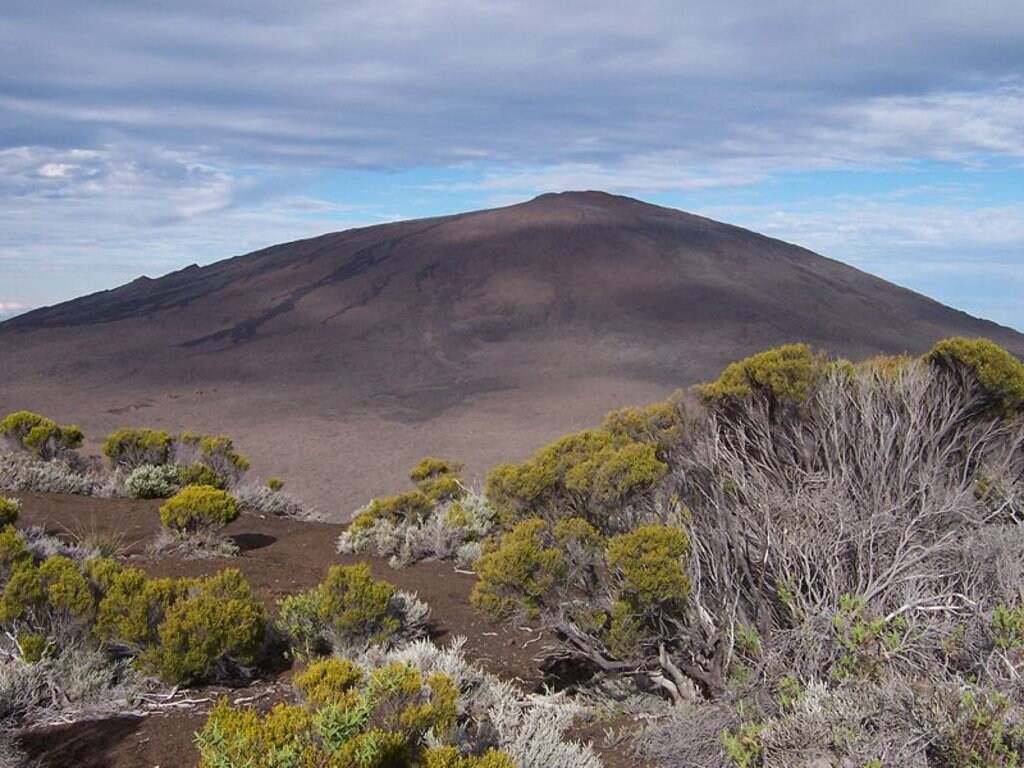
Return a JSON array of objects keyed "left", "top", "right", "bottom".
[
  {"left": 8, "top": 491, "right": 639, "bottom": 768},
  {"left": 2, "top": 192, "right": 1021, "bottom": 520}
]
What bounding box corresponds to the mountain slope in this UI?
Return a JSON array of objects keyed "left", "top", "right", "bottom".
[{"left": 2, "top": 191, "right": 1021, "bottom": 517}]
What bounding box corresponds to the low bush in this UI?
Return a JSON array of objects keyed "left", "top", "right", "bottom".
[
  {"left": 125, "top": 464, "right": 180, "bottom": 499},
  {"left": 96, "top": 566, "right": 267, "bottom": 685},
  {"left": 195, "top": 659, "right": 478, "bottom": 768},
  {"left": 927, "top": 336, "right": 1024, "bottom": 415},
  {"left": 0, "top": 453, "right": 110, "bottom": 496},
  {"left": 470, "top": 519, "right": 567, "bottom": 618},
  {"left": 178, "top": 432, "right": 251, "bottom": 488},
  {"left": 350, "top": 491, "right": 434, "bottom": 532},
  {"left": 696, "top": 343, "right": 827, "bottom": 406},
  {"left": 484, "top": 422, "right": 671, "bottom": 533},
  {"left": 0, "top": 410, "right": 83, "bottom": 460},
  {"left": 276, "top": 564, "right": 428, "bottom": 657},
  {"left": 410, "top": 457, "right": 467, "bottom": 503},
  {"left": 102, "top": 427, "right": 173, "bottom": 470},
  {"left": 0, "top": 496, "right": 19, "bottom": 528},
  {"left": 233, "top": 482, "right": 312, "bottom": 518},
  {"left": 158, "top": 485, "right": 239, "bottom": 536},
  {"left": 177, "top": 462, "right": 224, "bottom": 489}
]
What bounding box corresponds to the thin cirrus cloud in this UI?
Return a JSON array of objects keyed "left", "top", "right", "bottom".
[{"left": 1, "top": 0, "right": 1023, "bottom": 330}]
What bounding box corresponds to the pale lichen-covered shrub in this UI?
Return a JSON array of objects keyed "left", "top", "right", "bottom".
[
  {"left": 232, "top": 482, "right": 313, "bottom": 518},
  {"left": 374, "top": 638, "right": 602, "bottom": 768},
  {"left": 0, "top": 453, "right": 109, "bottom": 496},
  {"left": 338, "top": 488, "right": 499, "bottom": 568},
  {"left": 125, "top": 464, "right": 180, "bottom": 499}
]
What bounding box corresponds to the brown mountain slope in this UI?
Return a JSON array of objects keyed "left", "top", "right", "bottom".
[{"left": 2, "top": 191, "right": 1022, "bottom": 518}]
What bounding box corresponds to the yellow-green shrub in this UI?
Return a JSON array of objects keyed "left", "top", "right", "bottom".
[
  {"left": 316, "top": 564, "right": 399, "bottom": 647},
  {"left": 604, "top": 525, "right": 690, "bottom": 657},
  {"left": 102, "top": 427, "right": 172, "bottom": 470},
  {"left": 177, "top": 463, "right": 224, "bottom": 489},
  {"left": 349, "top": 491, "right": 433, "bottom": 532},
  {"left": 180, "top": 432, "right": 251, "bottom": 487},
  {"left": 276, "top": 564, "right": 401, "bottom": 654},
  {"left": 423, "top": 747, "right": 517, "bottom": 768},
  {"left": 0, "top": 410, "right": 83, "bottom": 459},
  {"left": 145, "top": 568, "right": 266, "bottom": 685},
  {"left": 196, "top": 660, "right": 474, "bottom": 768},
  {"left": 485, "top": 426, "right": 669, "bottom": 530},
  {"left": 698, "top": 343, "right": 826, "bottom": 405},
  {"left": 294, "top": 657, "right": 364, "bottom": 707},
  {"left": 96, "top": 567, "right": 267, "bottom": 685},
  {"left": 0, "top": 526, "right": 30, "bottom": 575},
  {"left": 0, "top": 496, "right": 19, "bottom": 528},
  {"left": 159, "top": 485, "right": 239, "bottom": 535},
  {"left": 410, "top": 457, "right": 466, "bottom": 503},
  {"left": 470, "top": 518, "right": 567, "bottom": 617},
  {"left": 926, "top": 337, "right": 1024, "bottom": 414},
  {"left": 0, "top": 555, "right": 96, "bottom": 627}
]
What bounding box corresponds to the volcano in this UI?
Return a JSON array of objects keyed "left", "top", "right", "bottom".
[{"left": 2, "top": 191, "right": 1021, "bottom": 517}]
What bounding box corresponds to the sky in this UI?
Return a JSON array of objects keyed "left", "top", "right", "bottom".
[{"left": 2, "top": 0, "right": 1023, "bottom": 330}]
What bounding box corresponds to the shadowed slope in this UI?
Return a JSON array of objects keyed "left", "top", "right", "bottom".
[{"left": 2, "top": 191, "right": 1022, "bottom": 517}]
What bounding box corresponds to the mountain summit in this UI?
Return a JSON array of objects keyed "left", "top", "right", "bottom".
[{"left": 3, "top": 191, "right": 1021, "bottom": 516}]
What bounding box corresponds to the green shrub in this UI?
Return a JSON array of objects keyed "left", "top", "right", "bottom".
[
  {"left": 470, "top": 518, "right": 567, "bottom": 617},
  {"left": 410, "top": 457, "right": 466, "bottom": 503},
  {"left": 350, "top": 491, "right": 433, "bottom": 532},
  {"left": 145, "top": 568, "right": 266, "bottom": 685},
  {"left": 601, "top": 397, "right": 686, "bottom": 459},
  {"left": 294, "top": 657, "right": 364, "bottom": 707},
  {"left": 926, "top": 337, "right": 1024, "bottom": 414},
  {"left": 180, "top": 432, "right": 250, "bottom": 487},
  {"left": 0, "top": 526, "right": 29, "bottom": 575},
  {"left": 195, "top": 660, "right": 471, "bottom": 768},
  {"left": 423, "top": 747, "right": 517, "bottom": 768},
  {"left": 96, "top": 566, "right": 266, "bottom": 685},
  {"left": 265, "top": 476, "right": 284, "bottom": 491},
  {"left": 102, "top": 427, "right": 172, "bottom": 470},
  {"left": 125, "top": 464, "right": 181, "bottom": 499},
  {"left": 698, "top": 343, "right": 826, "bottom": 405},
  {"left": 177, "top": 463, "right": 224, "bottom": 489},
  {"left": 159, "top": 485, "right": 239, "bottom": 535},
  {"left": 720, "top": 722, "right": 765, "bottom": 768},
  {"left": 485, "top": 426, "right": 668, "bottom": 530},
  {"left": 315, "top": 564, "right": 399, "bottom": 648},
  {"left": 604, "top": 525, "right": 690, "bottom": 656},
  {"left": 276, "top": 589, "right": 328, "bottom": 659},
  {"left": 16, "top": 632, "right": 50, "bottom": 663},
  {"left": 0, "top": 555, "right": 95, "bottom": 629},
  {"left": 277, "top": 564, "right": 405, "bottom": 655},
  {"left": 941, "top": 688, "right": 1024, "bottom": 768},
  {"left": 94, "top": 567, "right": 187, "bottom": 652},
  {"left": 0, "top": 497, "right": 19, "bottom": 528},
  {"left": 0, "top": 410, "right": 83, "bottom": 459}
]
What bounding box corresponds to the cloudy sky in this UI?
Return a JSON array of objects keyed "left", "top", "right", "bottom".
[{"left": 3, "top": 0, "right": 1023, "bottom": 330}]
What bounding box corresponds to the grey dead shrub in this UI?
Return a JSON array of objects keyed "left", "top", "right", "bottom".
[{"left": 232, "top": 482, "right": 315, "bottom": 519}]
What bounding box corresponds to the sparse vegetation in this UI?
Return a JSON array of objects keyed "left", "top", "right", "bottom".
[{"left": 3, "top": 336, "right": 1024, "bottom": 767}]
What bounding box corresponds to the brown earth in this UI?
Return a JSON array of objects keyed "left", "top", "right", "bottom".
[
  {"left": 7, "top": 491, "right": 640, "bottom": 768},
  {"left": 2, "top": 191, "right": 1022, "bottom": 521}
]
